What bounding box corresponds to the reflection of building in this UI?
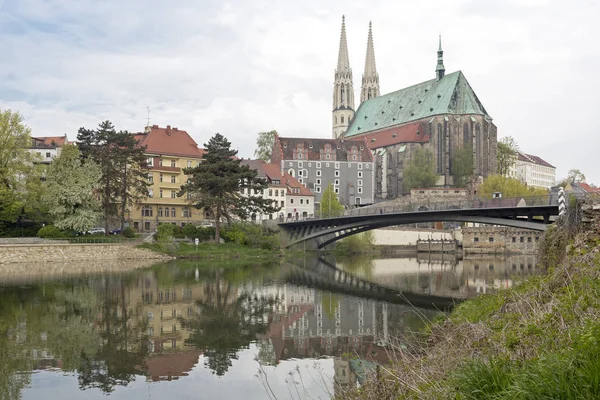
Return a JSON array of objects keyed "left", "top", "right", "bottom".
[{"left": 145, "top": 351, "right": 203, "bottom": 382}]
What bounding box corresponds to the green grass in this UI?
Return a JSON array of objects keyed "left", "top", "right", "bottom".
[{"left": 138, "top": 241, "right": 280, "bottom": 260}]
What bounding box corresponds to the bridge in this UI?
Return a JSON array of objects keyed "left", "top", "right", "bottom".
[{"left": 279, "top": 195, "right": 560, "bottom": 249}]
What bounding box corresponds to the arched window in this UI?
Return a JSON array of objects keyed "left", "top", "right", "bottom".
[
  {"left": 475, "top": 124, "right": 481, "bottom": 173},
  {"left": 171, "top": 208, "right": 176, "bottom": 218},
  {"left": 463, "top": 123, "right": 470, "bottom": 148},
  {"left": 387, "top": 152, "right": 393, "bottom": 166},
  {"left": 437, "top": 124, "right": 443, "bottom": 174},
  {"left": 158, "top": 207, "right": 163, "bottom": 217},
  {"left": 334, "top": 115, "right": 337, "bottom": 125},
  {"left": 341, "top": 115, "right": 345, "bottom": 124},
  {"left": 142, "top": 206, "right": 153, "bottom": 217},
  {"left": 340, "top": 85, "right": 346, "bottom": 106},
  {"left": 164, "top": 208, "right": 169, "bottom": 217},
  {"left": 288, "top": 169, "right": 295, "bottom": 177}
]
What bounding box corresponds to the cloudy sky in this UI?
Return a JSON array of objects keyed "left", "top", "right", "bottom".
[{"left": 1, "top": 0, "right": 598, "bottom": 183}]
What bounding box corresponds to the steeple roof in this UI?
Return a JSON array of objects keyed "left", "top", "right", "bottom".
[
  {"left": 363, "top": 22, "right": 377, "bottom": 78},
  {"left": 344, "top": 71, "right": 490, "bottom": 137},
  {"left": 436, "top": 35, "right": 445, "bottom": 81},
  {"left": 336, "top": 16, "right": 351, "bottom": 73}
]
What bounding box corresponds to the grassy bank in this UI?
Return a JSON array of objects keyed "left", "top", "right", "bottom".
[
  {"left": 138, "top": 241, "right": 280, "bottom": 260},
  {"left": 343, "top": 203, "right": 600, "bottom": 399}
]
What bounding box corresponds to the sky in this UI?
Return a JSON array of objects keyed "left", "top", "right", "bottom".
[{"left": 0, "top": 0, "right": 599, "bottom": 184}]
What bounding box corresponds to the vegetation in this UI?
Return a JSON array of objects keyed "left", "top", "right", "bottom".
[
  {"left": 496, "top": 136, "right": 519, "bottom": 177},
  {"left": 44, "top": 144, "right": 102, "bottom": 232},
  {"left": 36, "top": 225, "right": 64, "bottom": 239},
  {"left": 179, "top": 133, "right": 279, "bottom": 243},
  {"left": 319, "top": 183, "right": 344, "bottom": 218},
  {"left": 451, "top": 146, "right": 474, "bottom": 188},
  {"left": 77, "top": 120, "right": 150, "bottom": 235},
  {"left": 558, "top": 168, "right": 587, "bottom": 187},
  {"left": 335, "top": 231, "right": 377, "bottom": 254},
  {"left": 478, "top": 174, "right": 548, "bottom": 199},
  {"left": 253, "top": 129, "right": 277, "bottom": 162},
  {"left": 403, "top": 147, "right": 438, "bottom": 191}
]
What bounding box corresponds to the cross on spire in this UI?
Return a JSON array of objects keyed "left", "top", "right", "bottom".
[{"left": 436, "top": 34, "right": 446, "bottom": 81}]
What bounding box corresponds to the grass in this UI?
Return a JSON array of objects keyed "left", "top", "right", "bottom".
[
  {"left": 138, "top": 241, "right": 280, "bottom": 260},
  {"left": 339, "top": 201, "right": 600, "bottom": 400}
]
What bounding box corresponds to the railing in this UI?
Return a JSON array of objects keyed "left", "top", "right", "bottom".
[{"left": 291, "top": 195, "right": 557, "bottom": 223}]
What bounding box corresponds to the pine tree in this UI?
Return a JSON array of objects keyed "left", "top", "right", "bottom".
[
  {"left": 77, "top": 121, "right": 149, "bottom": 234},
  {"left": 179, "top": 133, "right": 279, "bottom": 243}
]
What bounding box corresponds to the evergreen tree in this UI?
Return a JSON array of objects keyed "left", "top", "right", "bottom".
[
  {"left": 403, "top": 147, "right": 438, "bottom": 192},
  {"left": 180, "top": 133, "right": 279, "bottom": 242},
  {"left": 451, "top": 146, "right": 474, "bottom": 188},
  {"left": 77, "top": 121, "right": 149, "bottom": 233},
  {"left": 44, "top": 144, "right": 101, "bottom": 232},
  {"left": 319, "top": 183, "right": 344, "bottom": 218},
  {"left": 253, "top": 130, "right": 277, "bottom": 162}
]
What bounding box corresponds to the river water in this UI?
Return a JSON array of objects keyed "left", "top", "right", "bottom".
[{"left": 0, "top": 254, "right": 538, "bottom": 399}]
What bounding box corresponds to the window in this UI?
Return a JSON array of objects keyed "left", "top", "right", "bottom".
[
  {"left": 160, "top": 174, "right": 164, "bottom": 182},
  {"left": 358, "top": 163, "right": 362, "bottom": 170},
  {"left": 316, "top": 170, "right": 321, "bottom": 177},
  {"left": 45, "top": 152, "right": 51, "bottom": 158},
  {"left": 158, "top": 208, "right": 163, "bottom": 217},
  {"left": 358, "top": 180, "right": 363, "bottom": 186},
  {"left": 142, "top": 206, "right": 153, "bottom": 217},
  {"left": 316, "top": 186, "right": 321, "bottom": 193},
  {"left": 334, "top": 187, "right": 339, "bottom": 194},
  {"left": 164, "top": 208, "right": 169, "bottom": 217},
  {"left": 148, "top": 173, "right": 153, "bottom": 183},
  {"left": 298, "top": 153, "right": 303, "bottom": 159},
  {"left": 335, "top": 162, "right": 339, "bottom": 169},
  {"left": 171, "top": 208, "right": 176, "bottom": 217},
  {"left": 474, "top": 237, "right": 479, "bottom": 242},
  {"left": 527, "top": 237, "right": 532, "bottom": 243},
  {"left": 335, "top": 170, "right": 339, "bottom": 177},
  {"left": 358, "top": 187, "right": 363, "bottom": 194},
  {"left": 171, "top": 160, "right": 176, "bottom": 167},
  {"left": 520, "top": 237, "right": 524, "bottom": 243},
  {"left": 160, "top": 189, "right": 163, "bottom": 198},
  {"left": 289, "top": 162, "right": 293, "bottom": 167},
  {"left": 171, "top": 191, "right": 176, "bottom": 198},
  {"left": 334, "top": 179, "right": 339, "bottom": 185},
  {"left": 297, "top": 170, "right": 302, "bottom": 177},
  {"left": 326, "top": 154, "right": 330, "bottom": 160},
  {"left": 512, "top": 237, "right": 516, "bottom": 243},
  {"left": 316, "top": 162, "right": 321, "bottom": 168},
  {"left": 280, "top": 200, "right": 284, "bottom": 207},
  {"left": 290, "top": 199, "right": 294, "bottom": 204},
  {"left": 300, "top": 199, "right": 304, "bottom": 204},
  {"left": 489, "top": 237, "right": 494, "bottom": 242},
  {"left": 187, "top": 160, "right": 192, "bottom": 167},
  {"left": 326, "top": 163, "right": 330, "bottom": 168},
  {"left": 147, "top": 157, "right": 154, "bottom": 166},
  {"left": 316, "top": 179, "right": 321, "bottom": 185},
  {"left": 148, "top": 188, "right": 154, "bottom": 197},
  {"left": 269, "top": 189, "right": 272, "bottom": 196},
  {"left": 358, "top": 171, "right": 363, "bottom": 178},
  {"left": 306, "top": 199, "right": 310, "bottom": 205},
  {"left": 159, "top": 158, "right": 163, "bottom": 166},
  {"left": 183, "top": 208, "right": 191, "bottom": 217},
  {"left": 298, "top": 162, "right": 303, "bottom": 168},
  {"left": 170, "top": 175, "right": 176, "bottom": 183}
]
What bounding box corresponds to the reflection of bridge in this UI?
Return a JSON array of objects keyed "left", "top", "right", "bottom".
[
  {"left": 284, "top": 258, "right": 459, "bottom": 311},
  {"left": 279, "top": 196, "right": 558, "bottom": 249}
]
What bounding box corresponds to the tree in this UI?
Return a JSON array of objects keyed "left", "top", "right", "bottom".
[
  {"left": 77, "top": 121, "right": 149, "bottom": 234},
  {"left": 403, "top": 147, "right": 438, "bottom": 191},
  {"left": 558, "top": 169, "right": 586, "bottom": 186},
  {"left": 320, "top": 183, "right": 344, "bottom": 218},
  {"left": 44, "top": 144, "right": 102, "bottom": 232},
  {"left": 180, "top": 133, "right": 280, "bottom": 243},
  {"left": 253, "top": 130, "right": 277, "bottom": 162},
  {"left": 478, "top": 175, "right": 547, "bottom": 199},
  {"left": 451, "top": 146, "right": 474, "bottom": 188},
  {"left": 0, "top": 109, "right": 32, "bottom": 190},
  {"left": 497, "top": 136, "right": 519, "bottom": 177}
]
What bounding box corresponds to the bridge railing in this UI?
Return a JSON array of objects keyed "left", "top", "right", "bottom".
[{"left": 309, "top": 195, "right": 555, "bottom": 221}]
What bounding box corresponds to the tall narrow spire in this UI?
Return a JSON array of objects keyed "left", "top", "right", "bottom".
[
  {"left": 332, "top": 15, "right": 355, "bottom": 139},
  {"left": 436, "top": 35, "right": 445, "bottom": 81},
  {"left": 360, "top": 21, "right": 380, "bottom": 103}
]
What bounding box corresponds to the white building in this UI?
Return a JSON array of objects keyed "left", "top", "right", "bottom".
[
  {"left": 515, "top": 152, "right": 556, "bottom": 189},
  {"left": 28, "top": 135, "right": 68, "bottom": 164},
  {"left": 283, "top": 170, "right": 315, "bottom": 221}
]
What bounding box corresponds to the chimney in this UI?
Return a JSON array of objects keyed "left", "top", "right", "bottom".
[
  {"left": 166, "top": 125, "right": 171, "bottom": 136},
  {"left": 173, "top": 127, "right": 178, "bottom": 131}
]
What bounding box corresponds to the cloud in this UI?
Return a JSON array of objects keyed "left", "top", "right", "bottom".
[{"left": 0, "top": 0, "right": 599, "bottom": 183}]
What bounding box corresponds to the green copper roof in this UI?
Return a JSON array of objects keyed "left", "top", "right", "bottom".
[{"left": 344, "top": 71, "right": 489, "bottom": 137}]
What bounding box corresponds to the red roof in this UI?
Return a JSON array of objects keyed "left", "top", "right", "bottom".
[
  {"left": 135, "top": 125, "right": 205, "bottom": 158},
  {"left": 517, "top": 152, "right": 555, "bottom": 168},
  {"left": 32, "top": 135, "right": 68, "bottom": 147},
  {"left": 283, "top": 171, "right": 314, "bottom": 196},
  {"left": 577, "top": 183, "right": 600, "bottom": 194},
  {"left": 348, "top": 121, "right": 429, "bottom": 149},
  {"left": 274, "top": 136, "right": 373, "bottom": 162}
]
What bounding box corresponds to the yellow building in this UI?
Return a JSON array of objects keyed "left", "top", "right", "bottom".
[{"left": 129, "top": 125, "right": 207, "bottom": 232}]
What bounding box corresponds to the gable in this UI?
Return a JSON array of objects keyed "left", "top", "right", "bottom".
[{"left": 344, "top": 71, "right": 489, "bottom": 137}]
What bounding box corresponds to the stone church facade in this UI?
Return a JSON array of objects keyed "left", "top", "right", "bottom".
[{"left": 332, "top": 17, "right": 497, "bottom": 198}]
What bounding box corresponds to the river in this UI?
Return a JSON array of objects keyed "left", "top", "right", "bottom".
[{"left": 0, "top": 254, "right": 538, "bottom": 399}]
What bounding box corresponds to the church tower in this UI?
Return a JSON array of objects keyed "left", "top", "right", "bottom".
[
  {"left": 435, "top": 35, "right": 445, "bottom": 81},
  {"left": 360, "top": 22, "right": 380, "bottom": 104},
  {"left": 332, "top": 16, "right": 355, "bottom": 139}
]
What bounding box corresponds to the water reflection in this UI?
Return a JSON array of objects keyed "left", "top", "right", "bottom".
[{"left": 0, "top": 254, "right": 538, "bottom": 398}]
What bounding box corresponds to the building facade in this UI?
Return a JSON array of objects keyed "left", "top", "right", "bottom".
[
  {"left": 331, "top": 17, "right": 497, "bottom": 198},
  {"left": 514, "top": 152, "right": 556, "bottom": 189},
  {"left": 29, "top": 135, "right": 68, "bottom": 164},
  {"left": 271, "top": 134, "right": 375, "bottom": 207},
  {"left": 129, "top": 125, "right": 206, "bottom": 232}
]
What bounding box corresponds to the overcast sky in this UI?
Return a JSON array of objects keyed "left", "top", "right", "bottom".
[{"left": 1, "top": 0, "right": 598, "bottom": 183}]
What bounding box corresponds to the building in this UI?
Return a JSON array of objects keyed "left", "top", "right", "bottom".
[
  {"left": 241, "top": 160, "right": 315, "bottom": 221},
  {"left": 514, "top": 152, "right": 556, "bottom": 189},
  {"left": 28, "top": 135, "right": 68, "bottom": 165},
  {"left": 331, "top": 17, "right": 497, "bottom": 198},
  {"left": 129, "top": 125, "right": 206, "bottom": 232},
  {"left": 565, "top": 182, "right": 600, "bottom": 196},
  {"left": 271, "top": 134, "right": 375, "bottom": 207}
]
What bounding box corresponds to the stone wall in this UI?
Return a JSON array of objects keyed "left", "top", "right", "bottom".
[
  {"left": 0, "top": 244, "right": 172, "bottom": 265},
  {"left": 462, "top": 227, "right": 541, "bottom": 255}
]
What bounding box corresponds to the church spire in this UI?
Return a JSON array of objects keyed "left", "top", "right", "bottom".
[
  {"left": 436, "top": 35, "right": 445, "bottom": 81},
  {"left": 360, "top": 21, "right": 380, "bottom": 103},
  {"left": 332, "top": 15, "right": 355, "bottom": 139}
]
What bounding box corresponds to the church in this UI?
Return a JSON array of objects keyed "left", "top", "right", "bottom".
[{"left": 333, "top": 16, "right": 498, "bottom": 198}]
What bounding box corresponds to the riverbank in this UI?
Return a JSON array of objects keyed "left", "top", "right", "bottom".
[
  {"left": 343, "top": 200, "right": 600, "bottom": 399},
  {"left": 137, "top": 242, "right": 281, "bottom": 260}
]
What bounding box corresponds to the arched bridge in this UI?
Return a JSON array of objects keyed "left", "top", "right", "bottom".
[{"left": 279, "top": 196, "right": 559, "bottom": 249}]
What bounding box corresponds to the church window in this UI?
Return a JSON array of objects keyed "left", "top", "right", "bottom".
[
  {"left": 288, "top": 169, "right": 295, "bottom": 177},
  {"left": 341, "top": 115, "right": 345, "bottom": 124},
  {"left": 463, "top": 124, "right": 470, "bottom": 148},
  {"left": 368, "top": 87, "right": 372, "bottom": 99},
  {"left": 475, "top": 124, "right": 481, "bottom": 172},
  {"left": 437, "top": 124, "right": 443, "bottom": 174}
]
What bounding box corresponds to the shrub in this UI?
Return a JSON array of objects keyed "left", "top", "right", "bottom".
[
  {"left": 156, "top": 223, "right": 176, "bottom": 241},
  {"left": 122, "top": 227, "right": 135, "bottom": 238},
  {"left": 37, "top": 225, "right": 64, "bottom": 239},
  {"left": 182, "top": 224, "right": 198, "bottom": 238},
  {"left": 173, "top": 225, "right": 185, "bottom": 239},
  {"left": 196, "top": 227, "right": 216, "bottom": 241}
]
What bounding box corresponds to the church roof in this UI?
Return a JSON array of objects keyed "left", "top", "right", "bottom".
[{"left": 344, "top": 71, "right": 489, "bottom": 137}]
